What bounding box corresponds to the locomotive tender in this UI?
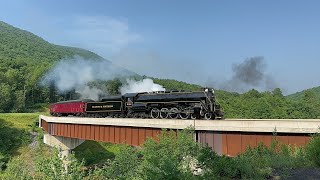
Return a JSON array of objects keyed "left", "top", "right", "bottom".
[{"left": 50, "top": 89, "right": 223, "bottom": 120}]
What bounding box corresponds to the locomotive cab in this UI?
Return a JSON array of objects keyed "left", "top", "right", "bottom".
[{"left": 203, "top": 88, "right": 224, "bottom": 119}]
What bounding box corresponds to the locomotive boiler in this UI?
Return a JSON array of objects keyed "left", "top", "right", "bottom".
[{"left": 50, "top": 89, "right": 223, "bottom": 120}]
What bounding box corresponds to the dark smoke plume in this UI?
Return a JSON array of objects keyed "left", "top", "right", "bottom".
[
  {"left": 232, "top": 56, "right": 265, "bottom": 86},
  {"left": 218, "top": 56, "right": 277, "bottom": 92}
]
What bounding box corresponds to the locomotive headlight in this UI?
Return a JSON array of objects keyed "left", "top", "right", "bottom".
[
  {"left": 205, "top": 88, "right": 209, "bottom": 93},
  {"left": 212, "top": 89, "right": 215, "bottom": 94}
]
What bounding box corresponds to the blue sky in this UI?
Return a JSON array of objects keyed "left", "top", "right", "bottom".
[{"left": 1, "top": 0, "right": 320, "bottom": 94}]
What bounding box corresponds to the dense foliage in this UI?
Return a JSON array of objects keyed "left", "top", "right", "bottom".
[
  {"left": 2, "top": 126, "right": 320, "bottom": 179},
  {"left": 216, "top": 88, "right": 320, "bottom": 119},
  {"left": 0, "top": 113, "right": 319, "bottom": 179},
  {"left": 287, "top": 86, "right": 320, "bottom": 101},
  {"left": 305, "top": 134, "right": 320, "bottom": 166}
]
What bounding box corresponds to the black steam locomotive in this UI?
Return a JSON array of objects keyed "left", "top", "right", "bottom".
[{"left": 50, "top": 89, "right": 224, "bottom": 120}]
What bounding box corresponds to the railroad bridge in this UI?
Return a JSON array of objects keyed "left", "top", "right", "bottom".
[{"left": 39, "top": 115, "right": 320, "bottom": 156}]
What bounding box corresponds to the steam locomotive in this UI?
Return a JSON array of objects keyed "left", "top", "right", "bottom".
[{"left": 50, "top": 89, "right": 224, "bottom": 120}]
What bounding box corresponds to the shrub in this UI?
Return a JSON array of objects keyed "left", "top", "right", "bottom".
[
  {"left": 89, "top": 128, "right": 199, "bottom": 180},
  {"left": 239, "top": 140, "right": 313, "bottom": 179},
  {"left": 34, "top": 148, "right": 85, "bottom": 180},
  {"left": 305, "top": 134, "right": 320, "bottom": 166},
  {"left": 0, "top": 156, "right": 32, "bottom": 179},
  {"left": 197, "top": 146, "right": 260, "bottom": 179},
  {"left": 88, "top": 146, "right": 139, "bottom": 179},
  {"left": 139, "top": 129, "right": 198, "bottom": 180}
]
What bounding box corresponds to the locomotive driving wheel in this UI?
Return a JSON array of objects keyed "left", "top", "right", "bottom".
[
  {"left": 169, "top": 108, "right": 179, "bottom": 119},
  {"left": 179, "top": 107, "right": 190, "bottom": 119},
  {"left": 191, "top": 113, "right": 198, "bottom": 120},
  {"left": 151, "top": 108, "right": 160, "bottom": 119},
  {"left": 179, "top": 111, "right": 190, "bottom": 119},
  {"left": 160, "top": 108, "right": 169, "bottom": 119},
  {"left": 204, "top": 113, "right": 214, "bottom": 120}
]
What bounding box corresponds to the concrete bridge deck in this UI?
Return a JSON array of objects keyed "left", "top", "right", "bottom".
[
  {"left": 39, "top": 115, "right": 320, "bottom": 156},
  {"left": 40, "top": 115, "right": 320, "bottom": 133}
]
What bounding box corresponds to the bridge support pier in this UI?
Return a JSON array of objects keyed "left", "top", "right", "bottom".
[{"left": 43, "top": 133, "right": 85, "bottom": 157}]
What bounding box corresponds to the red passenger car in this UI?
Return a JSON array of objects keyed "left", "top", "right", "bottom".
[{"left": 50, "top": 99, "right": 93, "bottom": 116}]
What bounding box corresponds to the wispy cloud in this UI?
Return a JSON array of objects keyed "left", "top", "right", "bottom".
[
  {"left": 110, "top": 48, "right": 205, "bottom": 85},
  {"left": 67, "top": 15, "right": 142, "bottom": 54},
  {"left": 12, "top": 11, "right": 142, "bottom": 57}
]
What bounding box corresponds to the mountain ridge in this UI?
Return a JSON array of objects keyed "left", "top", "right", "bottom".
[
  {"left": 0, "top": 21, "right": 104, "bottom": 62},
  {"left": 286, "top": 86, "right": 320, "bottom": 101},
  {"left": 0, "top": 21, "right": 119, "bottom": 112},
  {"left": 0, "top": 21, "right": 204, "bottom": 112}
]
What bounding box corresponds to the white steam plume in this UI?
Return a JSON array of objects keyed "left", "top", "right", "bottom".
[
  {"left": 76, "top": 86, "right": 103, "bottom": 100},
  {"left": 120, "top": 79, "right": 165, "bottom": 94},
  {"left": 41, "top": 56, "right": 133, "bottom": 100}
]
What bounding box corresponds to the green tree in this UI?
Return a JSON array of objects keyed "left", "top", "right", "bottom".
[
  {"left": 302, "top": 90, "right": 320, "bottom": 118},
  {"left": 89, "top": 145, "right": 139, "bottom": 179},
  {"left": 35, "top": 149, "right": 85, "bottom": 180},
  {"left": 13, "top": 90, "right": 25, "bottom": 112},
  {"left": 272, "top": 88, "right": 284, "bottom": 98},
  {"left": 0, "top": 83, "right": 12, "bottom": 112},
  {"left": 139, "top": 129, "right": 198, "bottom": 179},
  {"left": 106, "top": 78, "right": 122, "bottom": 95},
  {"left": 306, "top": 134, "right": 320, "bottom": 166}
]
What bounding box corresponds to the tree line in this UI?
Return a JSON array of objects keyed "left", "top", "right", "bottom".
[{"left": 217, "top": 88, "right": 320, "bottom": 119}]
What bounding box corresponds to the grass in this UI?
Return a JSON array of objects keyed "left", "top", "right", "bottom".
[
  {"left": 0, "top": 113, "right": 122, "bottom": 166},
  {"left": 0, "top": 113, "right": 40, "bottom": 129},
  {"left": 0, "top": 113, "right": 39, "bottom": 171}
]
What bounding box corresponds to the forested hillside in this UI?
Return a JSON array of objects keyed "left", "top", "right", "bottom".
[
  {"left": 216, "top": 88, "right": 320, "bottom": 119},
  {"left": 152, "top": 77, "right": 202, "bottom": 91},
  {"left": 0, "top": 21, "right": 206, "bottom": 113},
  {"left": 287, "top": 87, "right": 320, "bottom": 101},
  {"left": 0, "top": 21, "right": 105, "bottom": 112}
]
